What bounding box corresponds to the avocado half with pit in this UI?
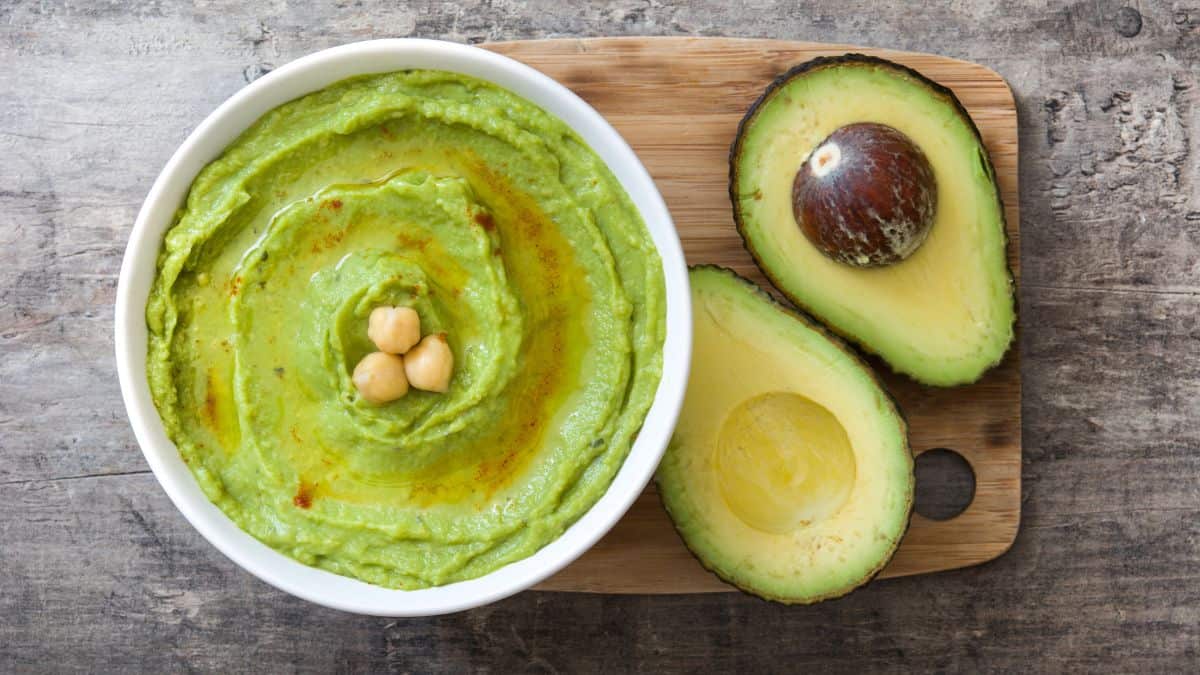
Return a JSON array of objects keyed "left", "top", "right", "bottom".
[
  {"left": 730, "top": 54, "right": 1015, "bottom": 386},
  {"left": 657, "top": 266, "right": 913, "bottom": 604}
]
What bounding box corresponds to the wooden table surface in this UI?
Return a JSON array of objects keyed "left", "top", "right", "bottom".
[{"left": 2, "top": 1, "right": 1197, "bottom": 672}]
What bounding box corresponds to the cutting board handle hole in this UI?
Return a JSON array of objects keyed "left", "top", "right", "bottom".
[{"left": 913, "top": 448, "right": 976, "bottom": 521}]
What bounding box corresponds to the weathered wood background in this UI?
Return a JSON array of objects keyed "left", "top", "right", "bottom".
[{"left": 1, "top": 1, "right": 1197, "bottom": 672}]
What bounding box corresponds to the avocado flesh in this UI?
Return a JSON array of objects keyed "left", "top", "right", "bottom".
[
  {"left": 732, "top": 55, "right": 1015, "bottom": 386},
  {"left": 657, "top": 266, "right": 913, "bottom": 604}
]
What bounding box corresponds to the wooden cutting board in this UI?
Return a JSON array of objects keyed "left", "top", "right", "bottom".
[{"left": 484, "top": 37, "right": 1021, "bottom": 594}]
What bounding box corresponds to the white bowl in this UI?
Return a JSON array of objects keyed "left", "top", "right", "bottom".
[{"left": 114, "top": 39, "right": 691, "bottom": 617}]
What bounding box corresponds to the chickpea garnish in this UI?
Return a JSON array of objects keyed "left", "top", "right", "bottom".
[
  {"left": 356, "top": 305, "right": 453, "bottom": 400},
  {"left": 368, "top": 306, "right": 421, "bottom": 355},
  {"left": 352, "top": 351, "right": 409, "bottom": 404},
  {"left": 404, "top": 333, "right": 454, "bottom": 393}
]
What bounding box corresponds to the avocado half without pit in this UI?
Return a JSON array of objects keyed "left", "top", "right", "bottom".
[
  {"left": 731, "top": 54, "right": 1016, "bottom": 385},
  {"left": 657, "top": 266, "right": 913, "bottom": 604}
]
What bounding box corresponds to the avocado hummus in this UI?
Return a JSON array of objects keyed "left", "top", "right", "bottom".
[{"left": 146, "top": 70, "right": 666, "bottom": 589}]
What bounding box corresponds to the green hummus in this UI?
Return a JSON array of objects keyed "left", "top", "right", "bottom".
[{"left": 146, "top": 70, "right": 666, "bottom": 589}]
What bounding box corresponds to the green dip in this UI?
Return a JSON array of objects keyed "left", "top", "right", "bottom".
[{"left": 146, "top": 70, "right": 666, "bottom": 589}]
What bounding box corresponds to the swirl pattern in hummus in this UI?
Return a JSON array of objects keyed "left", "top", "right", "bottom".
[{"left": 146, "top": 71, "right": 665, "bottom": 589}]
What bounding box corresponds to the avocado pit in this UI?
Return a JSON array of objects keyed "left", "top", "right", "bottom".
[{"left": 792, "top": 122, "right": 936, "bottom": 267}]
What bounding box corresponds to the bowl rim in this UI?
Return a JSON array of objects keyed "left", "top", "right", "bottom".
[{"left": 113, "top": 38, "right": 691, "bottom": 617}]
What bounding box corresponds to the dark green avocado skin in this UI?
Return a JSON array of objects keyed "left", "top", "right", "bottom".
[
  {"left": 657, "top": 264, "right": 914, "bottom": 605},
  {"left": 727, "top": 53, "right": 1017, "bottom": 385}
]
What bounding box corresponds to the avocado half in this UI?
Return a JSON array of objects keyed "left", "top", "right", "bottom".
[
  {"left": 657, "top": 266, "right": 913, "bottom": 604},
  {"left": 730, "top": 54, "right": 1015, "bottom": 386}
]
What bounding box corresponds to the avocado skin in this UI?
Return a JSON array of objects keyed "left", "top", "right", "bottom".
[
  {"left": 728, "top": 53, "right": 1017, "bottom": 386},
  {"left": 657, "top": 265, "right": 913, "bottom": 605}
]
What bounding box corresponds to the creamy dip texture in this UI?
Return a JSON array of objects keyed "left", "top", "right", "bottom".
[{"left": 146, "top": 70, "right": 665, "bottom": 588}]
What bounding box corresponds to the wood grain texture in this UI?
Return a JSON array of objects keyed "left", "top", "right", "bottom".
[
  {"left": 476, "top": 37, "right": 1022, "bottom": 594},
  {"left": 3, "top": 1, "right": 1199, "bottom": 672}
]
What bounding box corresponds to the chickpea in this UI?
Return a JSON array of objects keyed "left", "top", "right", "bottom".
[
  {"left": 404, "top": 333, "right": 454, "bottom": 393},
  {"left": 352, "top": 351, "right": 409, "bottom": 404},
  {"left": 368, "top": 306, "right": 421, "bottom": 355}
]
